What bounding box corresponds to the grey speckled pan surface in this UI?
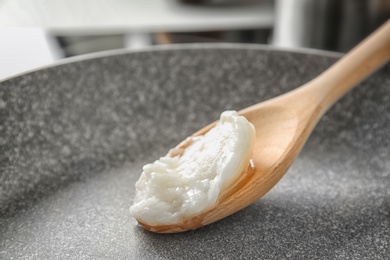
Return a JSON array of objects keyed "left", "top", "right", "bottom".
[{"left": 1, "top": 44, "right": 389, "bottom": 259}]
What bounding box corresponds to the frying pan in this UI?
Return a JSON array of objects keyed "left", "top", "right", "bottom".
[{"left": 1, "top": 44, "right": 389, "bottom": 259}]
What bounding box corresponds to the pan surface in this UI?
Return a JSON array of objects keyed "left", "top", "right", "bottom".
[{"left": 1, "top": 44, "right": 389, "bottom": 259}]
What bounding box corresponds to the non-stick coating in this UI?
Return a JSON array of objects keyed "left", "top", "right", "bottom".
[{"left": 1, "top": 45, "right": 389, "bottom": 259}]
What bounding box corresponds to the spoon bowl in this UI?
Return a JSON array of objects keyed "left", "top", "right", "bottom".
[{"left": 139, "top": 20, "right": 390, "bottom": 233}]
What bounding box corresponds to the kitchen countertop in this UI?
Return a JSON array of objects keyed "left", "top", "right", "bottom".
[{"left": 0, "top": 0, "right": 274, "bottom": 35}]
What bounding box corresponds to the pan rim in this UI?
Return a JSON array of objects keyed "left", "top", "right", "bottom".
[{"left": 0, "top": 42, "right": 343, "bottom": 83}]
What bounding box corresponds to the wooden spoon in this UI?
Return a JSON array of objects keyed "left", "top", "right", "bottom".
[{"left": 139, "top": 20, "right": 390, "bottom": 233}]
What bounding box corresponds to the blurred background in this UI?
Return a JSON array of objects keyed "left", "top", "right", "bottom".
[{"left": 0, "top": 0, "right": 389, "bottom": 80}]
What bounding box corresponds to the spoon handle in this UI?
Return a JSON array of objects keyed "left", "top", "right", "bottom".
[{"left": 304, "top": 19, "right": 390, "bottom": 114}]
